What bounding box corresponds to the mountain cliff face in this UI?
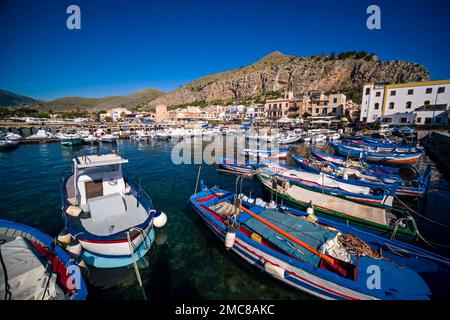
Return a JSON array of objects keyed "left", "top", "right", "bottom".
[{"left": 148, "top": 51, "right": 429, "bottom": 107}]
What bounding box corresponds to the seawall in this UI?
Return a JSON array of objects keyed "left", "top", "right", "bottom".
[{"left": 424, "top": 131, "right": 450, "bottom": 178}]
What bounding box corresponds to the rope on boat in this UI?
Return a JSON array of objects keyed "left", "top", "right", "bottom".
[
  {"left": 384, "top": 241, "right": 450, "bottom": 265},
  {"left": 337, "top": 234, "right": 383, "bottom": 259},
  {"left": 394, "top": 194, "right": 450, "bottom": 228},
  {"left": 127, "top": 230, "right": 147, "bottom": 300}
]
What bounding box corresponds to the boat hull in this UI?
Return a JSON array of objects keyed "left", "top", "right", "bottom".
[{"left": 80, "top": 228, "right": 155, "bottom": 268}]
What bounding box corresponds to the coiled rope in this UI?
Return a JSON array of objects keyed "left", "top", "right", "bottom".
[{"left": 338, "top": 234, "right": 383, "bottom": 259}]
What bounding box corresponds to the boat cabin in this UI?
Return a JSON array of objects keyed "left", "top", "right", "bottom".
[{"left": 69, "top": 154, "right": 129, "bottom": 207}]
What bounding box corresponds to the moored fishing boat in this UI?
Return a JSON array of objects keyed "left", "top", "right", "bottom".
[
  {"left": 190, "top": 185, "right": 450, "bottom": 300},
  {"left": 311, "top": 134, "right": 326, "bottom": 143},
  {"left": 291, "top": 154, "right": 432, "bottom": 197},
  {"left": 57, "top": 130, "right": 82, "bottom": 146},
  {"left": 330, "top": 142, "right": 423, "bottom": 165},
  {"left": 243, "top": 148, "right": 289, "bottom": 160},
  {"left": 0, "top": 219, "right": 88, "bottom": 300},
  {"left": 60, "top": 153, "right": 168, "bottom": 268},
  {"left": 278, "top": 132, "right": 302, "bottom": 144},
  {"left": 342, "top": 138, "right": 421, "bottom": 153},
  {"left": 255, "top": 171, "right": 416, "bottom": 238},
  {"left": 310, "top": 150, "right": 400, "bottom": 175},
  {"left": 0, "top": 137, "right": 20, "bottom": 151},
  {"left": 219, "top": 158, "right": 258, "bottom": 174},
  {"left": 258, "top": 161, "right": 394, "bottom": 206}
]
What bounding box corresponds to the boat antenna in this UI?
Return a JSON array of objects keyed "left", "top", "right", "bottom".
[{"left": 194, "top": 165, "right": 202, "bottom": 194}]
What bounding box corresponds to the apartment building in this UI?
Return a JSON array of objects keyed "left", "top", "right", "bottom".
[{"left": 359, "top": 79, "right": 450, "bottom": 125}]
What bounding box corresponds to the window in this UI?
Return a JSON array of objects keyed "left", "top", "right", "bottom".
[
  {"left": 390, "top": 91, "right": 396, "bottom": 96},
  {"left": 365, "top": 88, "right": 370, "bottom": 95},
  {"left": 315, "top": 108, "right": 319, "bottom": 113},
  {"left": 389, "top": 102, "right": 395, "bottom": 109},
  {"left": 332, "top": 107, "right": 337, "bottom": 113},
  {"left": 406, "top": 101, "right": 412, "bottom": 109},
  {"left": 425, "top": 118, "right": 431, "bottom": 124},
  {"left": 426, "top": 88, "right": 433, "bottom": 94},
  {"left": 375, "top": 91, "right": 381, "bottom": 97},
  {"left": 438, "top": 87, "right": 446, "bottom": 94},
  {"left": 382, "top": 118, "right": 392, "bottom": 123},
  {"left": 400, "top": 117, "right": 407, "bottom": 123},
  {"left": 362, "top": 117, "right": 367, "bottom": 122},
  {"left": 424, "top": 100, "right": 431, "bottom": 106},
  {"left": 416, "top": 117, "right": 422, "bottom": 124},
  {"left": 333, "top": 98, "right": 337, "bottom": 103},
  {"left": 322, "top": 108, "right": 328, "bottom": 115},
  {"left": 408, "top": 89, "right": 414, "bottom": 95},
  {"left": 374, "top": 103, "right": 379, "bottom": 110}
]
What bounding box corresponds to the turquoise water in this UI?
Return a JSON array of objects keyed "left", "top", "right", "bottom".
[{"left": 0, "top": 139, "right": 449, "bottom": 300}]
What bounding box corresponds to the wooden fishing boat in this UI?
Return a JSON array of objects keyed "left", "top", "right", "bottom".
[
  {"left": 219, "top": 158, "right": 257, "bottom": 174},
  {"left": 329, "top": 142, "right": 423, "bottom": 165},
  {"left": 291, "top": 154, "right": 432, "bottom": 198},
  {"left": 0, "top": 219, "right": 88, "bottom": 300},
  {"left": 242, "top": 148, "right": 288, "bottom": 160},
  {"left": 255, "top": 172, "right": 416, "bottom": 238},
  {"left": 190, "top": 186, "right": 450, "bottom": 300},
  {"left": 342, "top": 138, "right": 421, "bottom": 153},
  {"left": 60, "top": 153, "right": 167, "bottom": 268},
  {"left": 310, "top": 150, "right": 400, "bottom": 175},
  {"left": 258, "top": 161, "right": 394, "bottom": 206}
]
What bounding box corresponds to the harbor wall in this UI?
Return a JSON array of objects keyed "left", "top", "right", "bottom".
[{"left": 424, "top": 131, "right": 450, "bottom": 178}]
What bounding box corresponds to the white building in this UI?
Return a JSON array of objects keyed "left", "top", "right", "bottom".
[
  {"left": 360, "top": 79, "right": 450, "bottom": 125},
  {"left": 103, "top": 107, "right": 132, "bottom": 122}
]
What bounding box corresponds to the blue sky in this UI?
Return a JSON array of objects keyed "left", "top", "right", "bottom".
[{"left": 1, "top": 0, "right": 449, "bottom": 100}]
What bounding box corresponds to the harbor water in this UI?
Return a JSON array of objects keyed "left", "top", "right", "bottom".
[{"left": 1, "top": 139, "right": 449, "bottom": 300}]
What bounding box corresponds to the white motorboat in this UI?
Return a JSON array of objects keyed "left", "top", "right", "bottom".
[
  {"left": 61, "top": 153, "right": 168, "bottom": 268},
  {"left": 26, "top": 129, "right": 55, "bottom": 140},
  {"left": 311, "top": 134, "right": 326, "bottom": 143},
  {"left": 327, "top": 132, "right": 341, "bottom": 141},
  {"left": 100, "top": 133, "right": 118, "bottom": 143},
  {"left": 131, "top": 130, "right": 152, "bottom": 141},
  {"left": 57, "top": 130, "right": 83, "bottom": 146},
  {"left": 278, "top": 132, "right": 301, "bottom": 144},
  {"left": 5, "top": 132, "right": 22, "bottom": 141}
]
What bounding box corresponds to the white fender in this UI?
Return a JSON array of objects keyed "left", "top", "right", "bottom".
[
  {"left": 57, "top": 229, "right": 72, "bottom": 244},
  {"left": 66, "top": 240, "right": 82, "bottom": 258},
  {"left": 225, "top": 231, "right": 236, "bottom": 250},
  {"left": 264, "top": 261, "right": 285, "bottom": 279},
  {"left": 153, "top": 211, "right": 168, "bottom": 228}
]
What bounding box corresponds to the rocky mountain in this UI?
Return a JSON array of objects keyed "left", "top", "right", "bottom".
[
  {"left": 148, "top": 51, "right": 430, "bottom": 107},
  {"left": 0, "top": 89, "right": 38, "bottom": 107}
]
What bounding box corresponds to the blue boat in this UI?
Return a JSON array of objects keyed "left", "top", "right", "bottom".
[
  {"left": 310, "top": 150, "right": 400, "bottom": 175},
  {"left": 218, "top": 157, "right": 259, "bottom": 174},
  {"left": 342, "top": 136, "right": 421, "bottom": 153},
  {"left": 0, "top": 219, "right": 88, "bottom": 300},
  {"left": 291, "top": 154, "right": 432, "bottom": 197},
  {"left": 190, "top": 184, "right": 450, "bottom": 300},
  {"left": 257, "top": 161, "right": 395, "bottom": 206},
  {"left": 329, "top": 142, "right": 423, "bottom": 165}
]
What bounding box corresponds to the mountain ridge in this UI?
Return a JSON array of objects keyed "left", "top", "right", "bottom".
[{"left": 146, "top": 51, "right": 430, "bottom": 108}]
